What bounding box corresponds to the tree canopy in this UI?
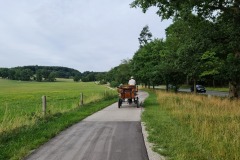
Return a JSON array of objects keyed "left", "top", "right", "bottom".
[{"left": 130, "top": 0, "right": 240, "bottom": 97}]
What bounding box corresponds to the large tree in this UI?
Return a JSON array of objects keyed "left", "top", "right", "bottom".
[
  {"left": 20, "top": 69, "right": 33, "bottom": 81},
  {"left": 138, "top": 25, "right": 152, "bottom": 47},
  {"left": 132, "top": 39, "right": 172, "bottom": 88},
  {"left": 105, "top": 59, "right": 132, "bottom": 87},
  {"left": 36, "top": 70, "right": 43, "bottom": 82},
  {"left": 131, "top": 0, "right": 240, "bottom": 98},
  {"left": 132, "top": 36, "right": 186, "bottom": 90},
  {"left": 0, "top": 68, "right": 9, "bottom": 78},
  {"left": 164, "top": 16, "right": 215, "bottom": 92}
]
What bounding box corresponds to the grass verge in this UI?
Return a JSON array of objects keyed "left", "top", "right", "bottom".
[
  {"left": 205, "top": 87, "right": 229, "bottom": 92},
  {"left": 0, "top": 97, "right": 116, "bottom": 160},
  {"left": 142, "top": 90, "right": 240, "bottom": 160}
]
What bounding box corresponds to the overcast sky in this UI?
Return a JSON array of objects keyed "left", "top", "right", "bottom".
[{"left": 0, "top": 0, "right": 172, "bottom": 72}]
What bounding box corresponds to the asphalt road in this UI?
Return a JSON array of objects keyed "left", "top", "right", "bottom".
[
  {"left": 179, "top": 88, "right": 229, "bottom": 97},
  {"left": 156, "top": 86, "right": 229, "bottom": 97},
  {"left": 25, "top": 91, "right": 149, "bottom": 160}
]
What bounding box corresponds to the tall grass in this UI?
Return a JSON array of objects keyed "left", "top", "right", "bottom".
[
  {"left": 142, "top": 90, "right": 240, "bottom": 160},
  {"left": 0, "top": 79, "right": 116, "bottom": 133}
]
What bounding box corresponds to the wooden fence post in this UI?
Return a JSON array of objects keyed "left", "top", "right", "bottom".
[
  {"left": 42, "top": 95, "right": 46, "bottom": 115},
  {"left": 80, "top": 93, "right": 83, "bottom": 106}
]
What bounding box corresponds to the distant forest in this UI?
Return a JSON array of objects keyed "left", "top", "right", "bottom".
[{"left": 0, "top": 66, "right": 106, "bottom": 83}]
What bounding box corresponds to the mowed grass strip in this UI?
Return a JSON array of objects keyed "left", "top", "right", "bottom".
[{"left": 142, "top": 90, "right": 240, "bottom": 160}]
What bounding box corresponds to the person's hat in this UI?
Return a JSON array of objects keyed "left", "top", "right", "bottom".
[{"left": 131, "top": 76, "right": 134, "bottom": 79}]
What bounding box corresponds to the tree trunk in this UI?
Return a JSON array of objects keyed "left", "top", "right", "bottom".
[
  {"left": 194, "top": 78, "right": 197, "bottom": 94},
  {"left": 213, "top": 79, "right": 215, "bottom": 88},
  {"left": 229, "top": 51, "right": 240, "bottom": 99},
  {"left": 229, "top": 81, "right": 240, "bottom": 99}
]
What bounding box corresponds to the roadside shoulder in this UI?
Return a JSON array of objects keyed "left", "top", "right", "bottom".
[{"left": 141, "top": 122, "right": 166, "bottom": 160}]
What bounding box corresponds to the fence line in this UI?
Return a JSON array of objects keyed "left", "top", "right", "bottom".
[
  {"left": 42, "top": 96, "right": 46, "bottom": 115},
  {"left": 80, "top": 93, "right": 83, "bottom": 106},
  {"left": 42, "top": 93, "right": 85, "bottom": 115}
]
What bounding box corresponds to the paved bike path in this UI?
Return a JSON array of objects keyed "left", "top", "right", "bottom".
[{"left": 25, "top": 91, "right": 149, "bottom": 160}]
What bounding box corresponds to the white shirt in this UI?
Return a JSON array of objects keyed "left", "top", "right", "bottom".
[{"left": 128, "top": 79, "right": 136, "bottom": 85}]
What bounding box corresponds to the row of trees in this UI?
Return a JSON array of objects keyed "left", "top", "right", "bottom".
[
  {"left": 0, "top": 66, "right": 80, "bottom": 82},
  {"left": 106, "top": 0, "right": 240, "bottom": 98},
  {"left": 0, "top": 65, "right": 108, "bottom": 83},
  {"left": 130, "top": 0, "right": 240, "bottom": 98}
]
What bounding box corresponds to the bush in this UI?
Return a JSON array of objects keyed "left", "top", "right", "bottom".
[
  {"left": 110, "top": 81, "right": 119, "bottom": 87},
  {"left": 73, "top": 75, "right": 81, "bottom": 82},
  {"left": 99, "top": 80, "right": 107, "bottom": 84}
]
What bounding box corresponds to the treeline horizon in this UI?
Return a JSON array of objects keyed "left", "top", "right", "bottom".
[{"left": 0, "top": 65, "right": 106, "bottom": 82}]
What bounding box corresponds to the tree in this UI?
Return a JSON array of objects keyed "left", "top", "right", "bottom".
[
  {"left": 225, "top": 53, "right": 240, "bottom": 98},
  {"left": 158, "top": 49, "right": 186, "bottom": 92},
  {"left": 106, "top": 59, "right": 132, "bottom": 86},
  {"left": 41, "top": 69, "right": 50, "bottom": 80},
  {"left": 106, "top": 67, "right": 118, "bottom": 83},
  {"left": 73, "top": 74, "right": 81, "bottom": 82},
  {"left": 131, "top": 0, "right": 240, "bottom": 21},
  {"left": 200, "top": 51, "right": 223, "bottom": 87},
  {"left": 36, "top": 70, "right": 43, "bottom": 82},
  {"left": 48, "top": 72, "right": 57, "bottom": 82},
  {"left": 81, "top": 71, "right": 102, "bottom": 82},
  {"left": 20, "top": 69, "right": 33, "bottom": 81},
  {"left": 138, "top": 25, "right": 152, "bottom": 47},
  {"left": 164, "top": 16, "right": 214, "bottom": 93},
  {"left": 14, "top": 69, "right": 21, "bottom": 80},
  {"left": 8, "top": 69, "right": 16, "bottom": 80},
  {"left": 96, "top": 72, "right": 107, "bottom": 84},
  {"left": 131, "top": 0, "right": 240, "bottom": 97},
  {"left": 105, "top": 59, "right": 133, "bottom": 87},
  {"left": 132, "top": 39, "right": 166, "bottom": 88},
  {"left": 0, "top": 68, "right": 9, "bottom": 78},
  {"left": 116, "top": 59, "right": 132, "bottom": 84}
]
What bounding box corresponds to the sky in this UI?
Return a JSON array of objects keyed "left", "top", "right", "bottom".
[{"left": 0, "top": 0, "right": 172, "bottom": 72}]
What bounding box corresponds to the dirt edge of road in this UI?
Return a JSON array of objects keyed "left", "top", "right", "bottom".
[{"left": 141, "top": 122, "right": 166, "bottom": 160}]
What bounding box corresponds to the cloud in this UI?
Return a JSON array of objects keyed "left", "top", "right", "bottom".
[{"left": 0, "top": 0, "right": 172, "bottom": 72}]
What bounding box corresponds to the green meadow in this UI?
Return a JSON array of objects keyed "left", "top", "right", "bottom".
[
  {"left": 0, "top": 78, "right": 116, "bottom": 133},
  {"left": 0, "top": 78, "right": 117, "bottom": 159}
]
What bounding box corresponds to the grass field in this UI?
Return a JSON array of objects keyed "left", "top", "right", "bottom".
[
  {"left": 0, "top": 78, "right": 117, "bottom": 159},
  {"left": 142, "top": 90, "right": 240, "bottom": 160},
  {"left": 0, "top": 78, "right": 116, "bottom": 133}
]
